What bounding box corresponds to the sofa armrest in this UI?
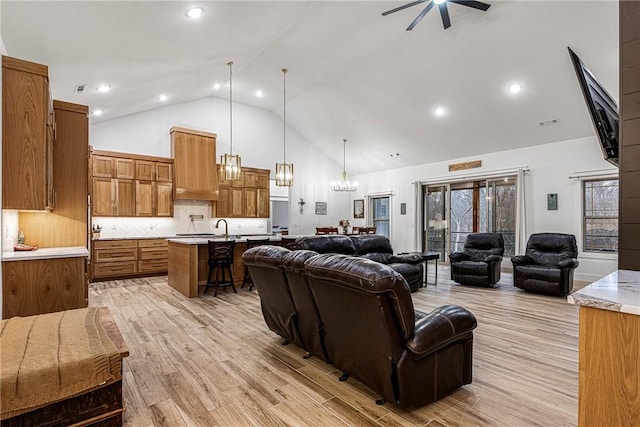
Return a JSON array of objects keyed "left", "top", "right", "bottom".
[
  {"left": 557, "top": 258, "right": 579, "bottom": 269},
  {"left": 511, "top": 255, "right": 533, "bottom": 266},
  {"left": 405, "top": 305, "right": 477, "bottom": 357},
  {"left": 449, "top": 252, "right": 469, "bottom": 262},
  {"left": 390, "top": 254, "right": 423, "bottom": 265},
  {"left": 483, "top": 254, "right": 503, "bottom": 263}
]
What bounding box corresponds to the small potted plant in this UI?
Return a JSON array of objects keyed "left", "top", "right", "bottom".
[{"left": 339, "top": 219, "right": 350, "bottom": 235}]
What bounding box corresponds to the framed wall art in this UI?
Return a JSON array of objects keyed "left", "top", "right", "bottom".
[
  {"left": 315, "top": 201, "right": 327, "bottom": 215},
  {"left": 353, "top": 199, "right": 365, "bottom": 219}
]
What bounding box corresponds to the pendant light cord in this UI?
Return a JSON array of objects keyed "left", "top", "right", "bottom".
[
  {"left": 283, "top": 68, "right": 287, "bottom": 163},
  {"left": 228, "top": 61, "right": 233, "bottom": 155},
  {"left": 343, "top": 138, "right": 347, "bottom": 177}
]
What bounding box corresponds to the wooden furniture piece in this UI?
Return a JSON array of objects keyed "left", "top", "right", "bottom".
[
  {"left": 1, "top": 307, "right": 129, "bottom": 426},
  {"left": 620, "top": 1, "right": 640, "bottom": 269},
  {"left": 91, "top": 149, "right": 173, "bottom": 217},
  {"left": 2, "top": 249, "right": 89, "bottom": 318},
  {"left": 205, "top": 240, "right": 237, "bottom": 297},
  {"left": 316, "top": 227, "right": 339, "bottom": 235},
  {"left": 352, "top": 226, "right": 376, "bottom": 234},
  {"left": 567, "top": 270, "right": 640, "bottom": 427},
  {"left": 170, "top": 126, "right": 218, "bottom": 200},
  {"left": 19, "top": 101, "right": 89, "bottom": 248},
  {"left": 168, "top": 237, "right": 279, "bottom": 298},
  {"left": 92, "top": 238, "right": 168, "bottom": 281},
  {"left": 212, "top": 165, "right": 271, "bottom": 218},
  {"left": 2, "top": 55, "right": 55, "bottom": 211},
  {"left": 241, "top": 238, "right": 272, "bottom": 290}
]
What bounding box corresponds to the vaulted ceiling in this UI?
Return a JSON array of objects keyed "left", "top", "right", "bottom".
[{"left": 1, "top": 1, "right": 619, "bottom": 175}]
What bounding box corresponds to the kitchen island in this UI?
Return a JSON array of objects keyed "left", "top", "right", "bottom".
[
  {"left": 567, "top": 269, "right": 640, "bottom": 426},
  {"left": 167, "top": 236, "right": 286, "bottom": 298}
]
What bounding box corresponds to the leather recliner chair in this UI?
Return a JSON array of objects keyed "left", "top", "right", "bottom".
[
  {"left": 449, "top": 233, "right": 504, "bottom": 287},
  {"left": 511, "top": 233, "right": 579, "bottom": 296},
  {"left": 241, "top": 245, "right": 305, "bottom": 348},
  {"left": 295, "top": 235, "right": 424, "bottom": 292},
  {"left": 305, "top": 253, "right": 477, "bottom": 408}
]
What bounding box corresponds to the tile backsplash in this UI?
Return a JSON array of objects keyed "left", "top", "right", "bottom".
[
  {"left": 93, "top": 200, "right": 269, "bottom": 238},
  {"left": 2, "top": 210, "right": 19, "bottom": 252}
]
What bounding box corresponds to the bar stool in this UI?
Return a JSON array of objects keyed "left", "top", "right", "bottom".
[
  {"left": 241, "top": 238, "right": 271, "bottom": 291},
  {"left": 205, "top": 240, "right": 237, "bottom": 297}
]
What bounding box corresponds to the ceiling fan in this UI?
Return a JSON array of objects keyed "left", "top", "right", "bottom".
[{"left": 382, "top": 0, "right": 491, "bottom": 31}]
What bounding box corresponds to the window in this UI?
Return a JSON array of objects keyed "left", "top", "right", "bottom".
[
  {"left": 371, "top": 196, "right": 390, "bottom": 238},
  {"left": 584, "top": 179, "right": 618, "bottom": 252},
  {"left": 423, "top": 178, "right": 516, "bottom": 257}
]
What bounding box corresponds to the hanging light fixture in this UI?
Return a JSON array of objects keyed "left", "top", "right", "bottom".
[
  {"left": 275, "top": 68, "right": 294, "bottom": 187},
  {"left": 221, "top": 61, "right": 241, "bottom": 181},
  {"left": 330, "top": 138, "right": 359, "bottom": 192}
]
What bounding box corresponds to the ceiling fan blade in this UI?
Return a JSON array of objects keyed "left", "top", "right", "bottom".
[
  {"left": 439, "top": 3, "right": 451, "bottom": 29},
  {"left": 406, "top": 1, "right": 435, "bottom": 31},
  {"left": 382, "top": 0, "right": 428, "bottom": 17},
  {"left": 448, "top": 0, "right": 491, "bottom": 11}
]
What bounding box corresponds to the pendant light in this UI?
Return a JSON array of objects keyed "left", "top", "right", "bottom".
[
  {"left": 330, "top": 138, "right": 359, "bottom": 192},
  {"left": 276, "top": 68, "right": 294, "bottom": 187},
  {"left": 221, "top": 61, "right": 241, "bottom": 181}
]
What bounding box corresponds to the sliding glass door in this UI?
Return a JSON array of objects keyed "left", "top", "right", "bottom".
[{"left": 422, "top": 177, "right": 516, "bottom": 257}]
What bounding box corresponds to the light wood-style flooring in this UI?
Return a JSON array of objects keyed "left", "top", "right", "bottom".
[{"left": 89, "top": 267, "right": 584, "bottom": 427}]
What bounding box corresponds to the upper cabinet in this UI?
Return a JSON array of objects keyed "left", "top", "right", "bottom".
[
  {"left": 91, "top": 150, "right": 173, "bottom": 217},
  {"left": 2, "top": 55, "right": 55, "bottom": 211},
  {"left": 170, "top": 126, "right": 218, "bottom": 200},
  {"left": 213, "top": 165, "right": 271, "bottom": 218}
]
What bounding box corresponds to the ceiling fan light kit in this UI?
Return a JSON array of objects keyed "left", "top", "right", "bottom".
[{"left": 382, "top": 0, "right": 491, "bottom": 31}]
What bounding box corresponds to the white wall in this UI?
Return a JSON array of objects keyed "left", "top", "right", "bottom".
[
  {"left": 352, "top": 136, "right": 618, "bottom": 282},
  {"left": 89, "top": 97, "right": 348, "bottom": 236}
]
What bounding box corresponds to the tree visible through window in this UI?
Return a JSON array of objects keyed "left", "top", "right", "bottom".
[{"left": 584, "top": 179, "right": 618, "bottom": 252}]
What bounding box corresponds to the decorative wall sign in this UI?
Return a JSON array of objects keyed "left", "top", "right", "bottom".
[
  {"left": 353, "top": 199, "right": 365, "bottom": 219},
  {"left": 448, "top": 160, "right": 482, "bottom": 172},
  {"left": 547, "top": 193, "right": 558, "bottom": 210},
  {"left": 400, "top": 203, "right": 407, "bottom": 215},
  {"left": 315, "top": 201, "right": 327, "bottom": 215}
]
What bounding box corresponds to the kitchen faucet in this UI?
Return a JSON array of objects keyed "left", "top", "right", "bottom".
[{"left": 215, "top": 219, "right": 229, "bottom": 239}]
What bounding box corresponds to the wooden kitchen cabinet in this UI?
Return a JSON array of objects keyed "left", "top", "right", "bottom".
[
  {"left": 213, "top": 166, "right": 270, "bottom": 218},
  {"left": 156, "top": 181, "right": 173, "bottom": 217},
  {"left": 171, "top": 126, "right": 218, "bottom": 200},
  {"left": 91, "top": 150, "right": 173, "bottom": 217},
  {"left": 3, "top": 257, "right": 87, "bottom": 318},
  {"left": 2, "top": 55, "right": 55, "bottom": 211},
  {"left": 92, "top": 239, "right": 168, "bottom": 280},
  {"left": 93, "top": 177, "right": 115, "bottom": 216},
  {"left": 116, "top": 179, "right": 135, "bottom": 216},
  {"left": 135, "top": 160, "right": 155, "bottom": 180},
  {"left": 136, "top": 180, "right": 154, "bottom": 216}
]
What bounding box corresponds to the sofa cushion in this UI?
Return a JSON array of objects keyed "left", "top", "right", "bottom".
[
  {"left": 514, "top": 264, "right": 562, "bottom": 283},
  {"left": 296, "top": 235, "right": 355, "bottom": 255},
  {"left": 352, "top": 234, "right": 393, "bottom": 256},
  {"left": 359, "top": 252, "right": 393, "bottom": 264}
]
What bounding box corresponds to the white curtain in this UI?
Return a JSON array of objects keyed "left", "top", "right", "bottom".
[
  {"left": 413, "top": 181, "right": 422, "bottom": 251},
  {"left": 515, "top": 168, "right": 527, "bottom": 255}
]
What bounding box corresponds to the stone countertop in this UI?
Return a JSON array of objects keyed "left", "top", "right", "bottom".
[
  {"left": 167, "top": 235, "right": 286, "bottom": 245},
  {"left": 567, "top": 269, "right": 640, "bottom": 316},
  {"left": 93, "top": 235, "right": 176, "bottom": 241},
  {"left": 2, "top": 246, "right": 90, "bottom": 262}
]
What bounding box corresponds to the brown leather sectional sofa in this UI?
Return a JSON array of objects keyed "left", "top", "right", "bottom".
[
  {"left": 295, "top": 234, "right": 424, "bottom": 292},
  {"left": 243, "top": 245, "right": 478, "bottom": 408}
]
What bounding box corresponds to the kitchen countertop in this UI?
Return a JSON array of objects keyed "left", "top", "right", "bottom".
[
  {"left": 167, "top": 235, "right": 294, "bottom": 244},
  {"left": 567, "top": 269, "right": 640, "bottom": 316},
  {"left": 2, "top": 246, "right": 90, "bottom": 262}
]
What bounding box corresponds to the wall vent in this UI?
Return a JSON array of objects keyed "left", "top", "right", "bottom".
[{"left": 74, "top": 84, "right": 87, "bottom": 94}]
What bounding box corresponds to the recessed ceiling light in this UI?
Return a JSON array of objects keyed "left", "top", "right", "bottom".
[
  {"left": 158, "top": 94, "right": 168, "bottom": 102},
  {"left": 434, "top": 106, "right": 446, "bottom": 117},
  {"left": 92, "top": 109, "right": 104, "bottom": 116},
  {"left": 96, "top": 84, "right": 111, "bottom": 93},
  {"left": 185, "top": 7, "right": 204, "bottom": 18},
  {"left": 212, "top": 83, "right": 221, "bottom": 90},
  {"left": 256, "top": 90, "right": 264, "bottom": 98},
  {"left": 508, "top": 83, "right": 522, "bottom": 94}
]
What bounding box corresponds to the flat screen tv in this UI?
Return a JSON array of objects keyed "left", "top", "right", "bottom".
[{"left": 568, "top": 47, "right": 619, "bottom": 167}]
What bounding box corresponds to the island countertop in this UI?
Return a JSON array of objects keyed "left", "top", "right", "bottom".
[
  {"left": 567, "top": 269, "right": 640, "bottom": 316},
  {"left": 2, "top": 246, "right": 90, "bottom": 262}
]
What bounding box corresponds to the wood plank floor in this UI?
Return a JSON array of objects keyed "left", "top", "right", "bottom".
[{"left": 89, "top": 267, "right": 584, "bottom": 427}]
